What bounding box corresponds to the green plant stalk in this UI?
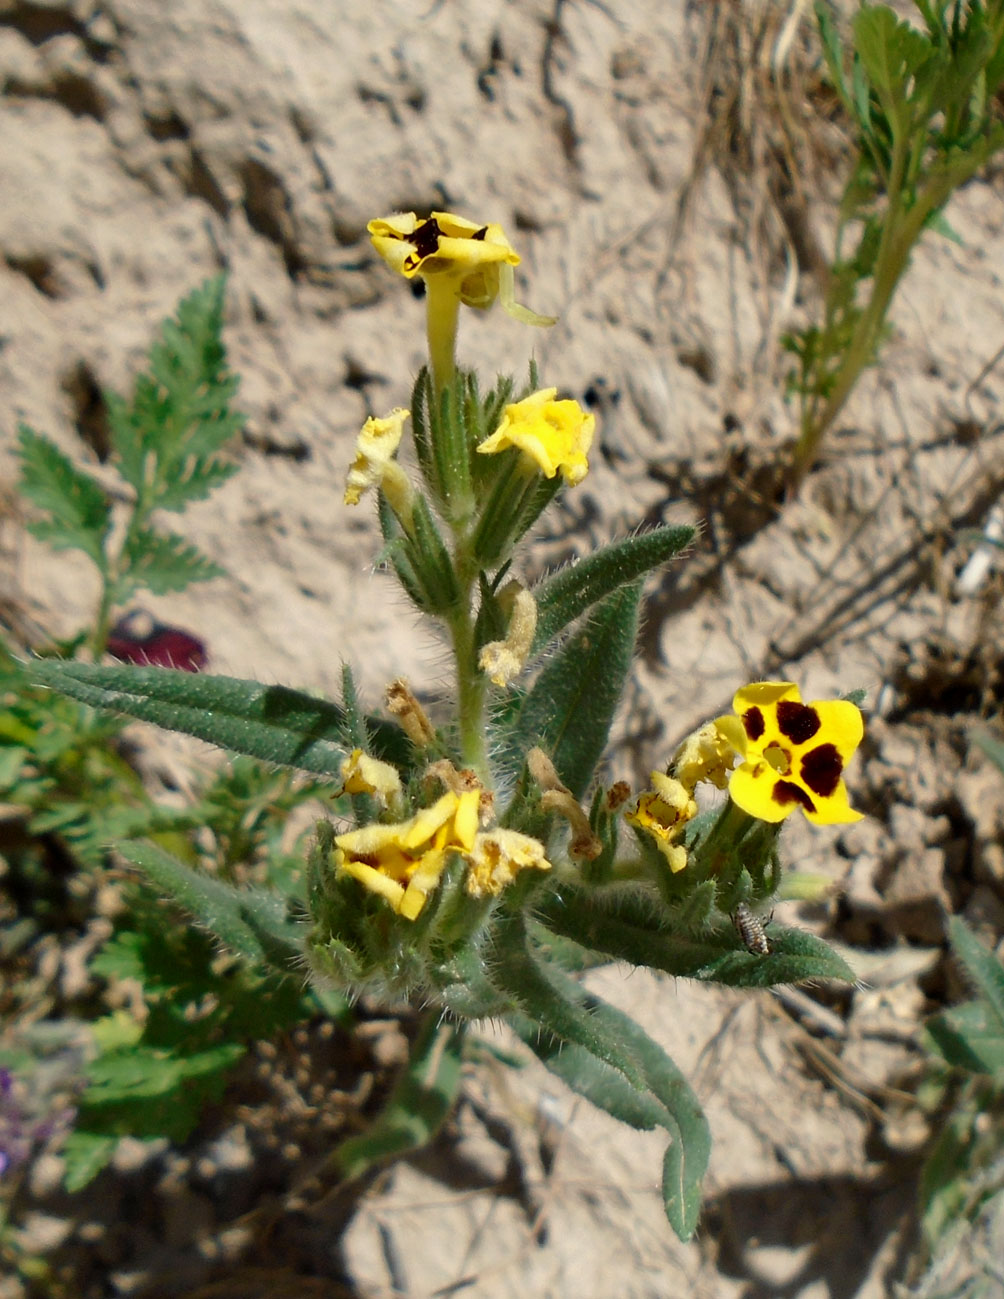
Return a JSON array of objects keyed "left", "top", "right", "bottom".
[
  {"left": 446, "top": 540, "right": 489, "bottom": 776},
  {"left": 793, "top": 117, "right": 1000, "bottom": 485},
  {"left": 793, "top": 122, "right": 910, "bottom": 483},
  {"left": 448, "top": 611, "right": 488, "bottom": 774},
  {"left": 91, "top": 475, "right": 153, "bottom": 659}
]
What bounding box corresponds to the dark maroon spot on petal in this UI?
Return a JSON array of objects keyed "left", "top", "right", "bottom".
[
  {"left": 472, "top": 226, "right": 488, "bottom": 240},
  {"left": 411, "top": 217, "right": 442, "bottom": 260},
  {"left": 800, "top": 743, "right": 843, "bottom": 797},
  {"left": 108, "top": 614, "right": 207, "bottom": 672},
  {"left": 772, "top": 780, "right": 815, "bottom": 812},
  {"left": 776, "top": 700, "right": 820, "bottom": 745},
  {"left": 742, "top": 706, "right": 765, "bottom": 741}
]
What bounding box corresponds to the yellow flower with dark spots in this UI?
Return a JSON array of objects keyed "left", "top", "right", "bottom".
[
  {"left": 368, "top": 211, "right": 554, "bottom": 391},
  {"left": 477, "top": 388, "right": 595, "bottom": 486},
  {"left": 715, "top": 682, "right": 863, "bottom": 826},
  {"left": 335, "top": 789, "right": 480, "bottom": 921},
  {"left": 369, "top": 211, "right": 522, "bottom": 310}
]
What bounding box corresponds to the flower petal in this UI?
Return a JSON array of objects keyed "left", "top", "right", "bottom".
[
  {"left": 477, "top": 388, "right": 594, "bottom": 485},
  {"left": 727, "top": 763, "right": 795, "bottom": 823},
  {"left": 800, "top": 779, "right": 864, "bottom": 826},
  {"left": 808, "top": 700, "right": 864, "bottom": 760}
]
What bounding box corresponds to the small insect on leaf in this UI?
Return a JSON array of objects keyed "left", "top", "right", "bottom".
[{"left": 733, "top": 902, "right": 772, "bottom": 955}]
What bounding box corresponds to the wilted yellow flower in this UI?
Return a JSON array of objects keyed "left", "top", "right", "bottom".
[
  {"left": 464, "top": 828, "right": 552, "bottom": 898},
  {"left": 335, "top": 789, "right": 480, "bottom": 920},
  {"left": 477, "top": 388, "right": 594, "bottom": 486},
  {"left": 671, "top": 721, "right": 738, "bottom": 794},
  {"left": 626, "top": 772, "right": 697, "bottom": 873},
  {"left": 715, "top": 682, "right": 864, "bottom": 826},
  {"left": 338, "top": 749, "right": 402, "bottom": 802},
  {"left": 478, "top": 585, "right": 537, "bottom": 687},
  {"left": 344, "top": 408, "right": 413, "bottom": 525}
]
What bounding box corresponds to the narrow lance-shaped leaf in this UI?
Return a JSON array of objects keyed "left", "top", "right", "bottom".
[
  {"left": 118, "top": 838, "right": 304, "bottom": 970},
  {"left": 26, "top": 660, "right": 411, "bottom": 776},
  {"left": 507, "top": 580, "right": 643, "bottom": 798},
  {"left": 17, "top": 427, "right": 111, "bottom": 568},
  {"left": 531, "top": 525, "right": 693, "bottom": 654},
  {"left": 517, "top": 989, "right": 711, "bottom": 1241},
  {"left": 535, "top": 885, "right": 856, "bottom": 986}
]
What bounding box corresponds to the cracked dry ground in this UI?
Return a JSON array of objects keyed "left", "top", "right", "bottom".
[{"left": 3, "top": 0, "right": 1004, "bottom": 1295}]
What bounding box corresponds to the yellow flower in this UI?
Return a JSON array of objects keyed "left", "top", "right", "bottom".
[
  {"left": 464, "top": 828, "right": 552, "bottom": 898},
  {"left": 714, "top": 682, "right": 864, "bottom": 826},
  {"left": 671, "top": 721, "right": 738, "bottom": 794},
  {"left": 477, "top": 388, "right": 595, "bottom": 486},
  {"left": 335, "top": 789, "right": 480, "bottom": 920},
  {"left": 626, "top": 772, "right": 697, "bottom": 873},
  {"left": 369, "top": 211, "right": 522, "bottom": 309},
  {"left": 338, "top": 749, "right": 402, "bottom": 802},
  {"left": 344, "top": 408, "right": 413, "bottom": 525},
  {"left": 368, "top": 211, "right": 554, "bottom": 391}
]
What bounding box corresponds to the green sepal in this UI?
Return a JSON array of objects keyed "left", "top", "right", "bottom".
[
  {"left": 26, "top": 660, "right": 411, "bottom": 777},
  {"left": 430, "top": 376, "right": 473, "bottom": 523},
  {"left": 535, "top": 885, "right": 856, "bottom": 985},
  {"left": 335, "top": 1017, "right": 466, "bottom": 1181},
  {"left": 472, "top": 572, "right": 509, "bottom": 656},
  {"left": 406, "top": 494, "right": 461, "bottom": 613},
  {"left": 673, "top": 879, "right": 719, "bottom": 935},
  {"left": 409, "top": 367, "right": 436, "bottom": 493},
  {"left": 471, "top": 458, "right": 533, "bottom": 567},
  {"left": 515, "top": 990, "right": 711, "bottom": 1241},
  {"left": 340, "top": 663, "right": 379, "bottom": 826},
  {"left": 17, "top": 426, "right": 111, "bottom": 568},
  {"left": 118, "top": 838, "right": 305, "bottom": 970},
  {"left": 578, "top": 785, "right": 620, "bottom": 884},
  {"left": 503, "top": 580, "right": 643, "bottom": 799},
  {"left": 531, "top": 525, "right": 694, "bottom": 654}
]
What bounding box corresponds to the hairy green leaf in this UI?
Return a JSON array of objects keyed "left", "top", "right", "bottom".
[
  {"left": 488, "top": 914, "right": 645, "bottom": 1088},
  {"left": 117, "top": 838, "right": 305, "bottom": 969},
  {"left": 518, "top": 991, "right": 711, "bottom": 1240},
  {"left": 507, "top": 581, "right": 643, "bottom": 798},
  {"left": 17, "top": 426, "right": 111, "bottom": 567},
  {"left": 536, "top": 886, "right": 856, "bottom": 986},
  {"left": 531, "top": 525, "right": 693, "bottom": 654},
  {"left": 26, "top": 660, "right": 410, "bottom": 776}
]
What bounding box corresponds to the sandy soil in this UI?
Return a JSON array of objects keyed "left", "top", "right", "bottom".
[{"left": 3, "top": 0, "right": 1004, "bottom": 1295}]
